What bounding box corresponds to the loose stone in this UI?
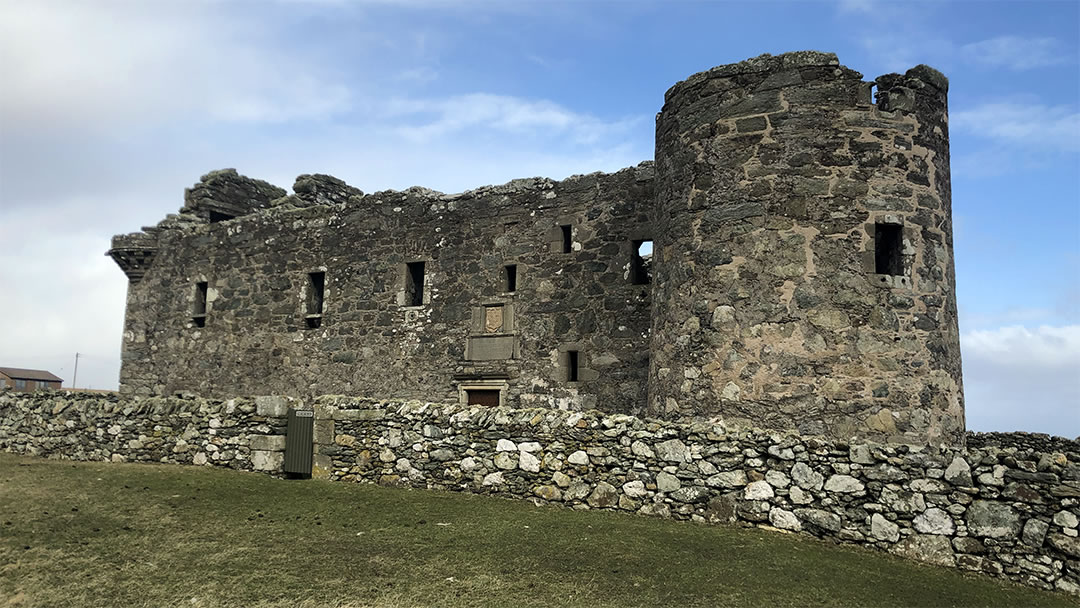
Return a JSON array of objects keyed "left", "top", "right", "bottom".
[
  {"left": 587, "top": 482, "right": 619, "bottom": 508},
  {"left": 567, "top": 450, "right": 590, "bottom": 466},
  {"left": 871, "top": 513, "right": 900, "bottom": 542},
  {"left": 656, "top": 471, "right": 681, "bottom": 492},
  {"left": 914, "top": 508, "right": 956, "bottom": 536},
  {"left": 824, "top": 474, "right": 864, "bottom": 493},
  {"left": 744, "top": 480, "right": 774, "bottom": 500},
  {"left": 769, "top": 508, "right": 801, "bottom": 531}
]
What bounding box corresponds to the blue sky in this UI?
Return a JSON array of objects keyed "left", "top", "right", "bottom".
[{"left": 0, "top": 0, "right": 1076, "bottom": 436}]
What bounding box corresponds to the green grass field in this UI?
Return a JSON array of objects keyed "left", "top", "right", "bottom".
[{"left": 0, "top": 453, "right": 1074, "bottom": 608}]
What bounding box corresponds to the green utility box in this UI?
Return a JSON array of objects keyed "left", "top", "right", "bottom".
[{"left": 283, "top": 408, "right": 314, "bottom": 477}]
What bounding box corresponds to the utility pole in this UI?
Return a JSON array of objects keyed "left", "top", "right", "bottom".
[{"left": 72, "top": 352, "right": 80, "bottom": 389}]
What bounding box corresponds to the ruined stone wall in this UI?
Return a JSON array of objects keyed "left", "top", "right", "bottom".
[
  {"left": 650, "top": 52, "right": 963, "bottom": 445},
  {"left": 117, "top": 165, "right": 655, "bottom": 414},
  {"left": 1, "top": 391, "right": 1076, "bottom": 594},
  {"left": 109, "top": 51, "right": 965, "bottom": 445}
]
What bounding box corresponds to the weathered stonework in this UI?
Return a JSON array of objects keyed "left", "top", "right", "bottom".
[
  {"left": 651, "top": 52, "right": 962, "bottom": 445},
  {"left": 2, "top": 391, "right": 1076, "bottom": 594},
  {"left": 107, "top": 51, "right": 963, "bottom": 446},
  {"left": 112, "top": 166, "right": 654, "bottom": 415}
]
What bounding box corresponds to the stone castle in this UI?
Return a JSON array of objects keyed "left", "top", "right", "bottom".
[{"left": 107, "top": 51, "right": 964, "bottom": 446}]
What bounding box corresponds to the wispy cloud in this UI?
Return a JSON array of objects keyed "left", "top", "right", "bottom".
[
  {"left": 951, "top": 101, "right": 1080, "bottom": 152},
  {"left": 397, "top": 67, "right": 440, "bottom": 84},
  {"left": 961, "top": 307, "right": 1058, "bottom": 331},
  {"left": 960, "top": 35, "right": 1069, "bottom": 70},
  {"left": 835, "top": 0, "right": 874, "bottom": 14},
  {"left": 962, "top": 325, "right": 1080, "bottom": 436},
  {"left": 386, "top": 93, "right": 642, "bottom": 145},
  {"left": 854, "top": 32, "right": 955, "bottom": 75}
]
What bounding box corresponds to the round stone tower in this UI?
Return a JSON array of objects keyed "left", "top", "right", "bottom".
[{"left": 649, "top": 51, "right": 964, "bottom": 446}]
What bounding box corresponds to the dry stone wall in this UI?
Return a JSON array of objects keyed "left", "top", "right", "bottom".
[
  {"left": 0, "top": 391, "right": 290, "bottom": 472},
  {"left": 2, "top": 391, "right": 1077, "bottom": 595}
]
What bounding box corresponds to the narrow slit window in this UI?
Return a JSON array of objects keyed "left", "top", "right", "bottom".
[
  {"left": 406, "top": 261, "right": 425, "bottom": 307},
  {"left": 630, "top": 239, "right": 653, "bottom": 285},
  {"left": 208, "top": 210, "right": 235, "bottom": 223},
  {"left": 504, "top": 264, "right": 517, "bottom": 292},
  {"left": 560, "top": 225, "right": 573, "bottom": 253},
  {"left": 874, "top": 223, "right": 903, "bottom": 276},
  {"left": 862, "top": 82, "right": 879, "bottom": 106},
  {"left": 567, "top": 350, "right": 579, "bottom": 382},
  {"left": 192, "top": 281, "right": 208, "bottom": 327},
  {"left": 306, "top": 271, "right": 324, "bottom": 329}
]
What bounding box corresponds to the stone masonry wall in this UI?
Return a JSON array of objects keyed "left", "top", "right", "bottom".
[
  {"left": 2, "top": 391, "right": 1077, "bottom": 594},
  {"left": 650, "top": 51, "right": 963, "bottom": 445},
  {"left": 108, "top": 51, "right": 965, "bottom": 445},
  {"left": 115, "top": 165, "right": 655, "bottom": 415},
  {"left": 0, "top": 391, "right": 292, "bottom": 472}
]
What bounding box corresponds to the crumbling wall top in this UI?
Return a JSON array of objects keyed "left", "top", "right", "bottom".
[
  {"left": 664, "top": 51, "right": 849, "bottom": 103},
  {"left": 877, "top": 64, "right": 950, "bottom": 95},
  {"left": 182, "top": 168, "right": 287, "bottom": 221},
  {"left": 293, "top": 173, "right": 364, "bottom": 207}
]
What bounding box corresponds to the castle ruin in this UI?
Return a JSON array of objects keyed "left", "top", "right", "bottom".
[{"left": 108, "top": 51, "right": 964, "bottom": 446}]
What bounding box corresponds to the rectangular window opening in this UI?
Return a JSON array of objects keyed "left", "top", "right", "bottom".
[
  {"left": 466, "top": 389, "right": 500, "bottom": 407},
  {"left": 406, "top": 261, "right": 425, "bottom": 307},
  {"left": 874, "top": 223, "right": 903, "bottom": 276},
  {"left": 208, "top": 210, "right": 235, "bottom": 223},
  {"left": 504, "top": 264, "right": 517, "bottom": 292},
  {"left": 306, "top": 272, "right": 325, "bottom": 328},
  {"left": 631, "top": 239, "right": 653, "bottom": 285},
  {"left": 567, "top": 350, "right": 579, "bottom": 382},
  {"left": 192, "top": 281, "right": 208, "bottom": 327},
  {"left": 560, "top": 225, "right": 573, "bottom": 253}
]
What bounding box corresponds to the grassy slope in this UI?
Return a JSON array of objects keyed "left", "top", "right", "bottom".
[{"left": 0, "top": 453, "right": 1074, "bottom": 608}]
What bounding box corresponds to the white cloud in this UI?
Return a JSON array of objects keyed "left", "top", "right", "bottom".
[
  {"left": 0, "top": 201, "right": 127, "bottom": 391},
  {"left": 386, "top": 93, "right": 641, "bottom": 146},
  {"left": 0, "top": 0, "right": 351, "bottom": 131},
  {"left": 951, "top": 102, "right": 1080, "bottom": 152},
  {"left": 962, "top": 325, "right": 1080, "bottom": 436},
  {"left": 964, "top": 325, "right": 1080, "bottom": 367},
  {"left": 960, "top": 35, "right": 1069, "bottom": 70}
]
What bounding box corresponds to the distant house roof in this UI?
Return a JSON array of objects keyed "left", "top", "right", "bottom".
[{"left": 0, "top": 367, "right": 63, "bottom": 382}]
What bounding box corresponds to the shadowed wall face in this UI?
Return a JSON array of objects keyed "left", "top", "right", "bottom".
[
  {"left": 113, "top": 167, "right": 655, "bottom": 414},
  {"left": 650, "top": 52, "right": 963, "bottom": 445}
]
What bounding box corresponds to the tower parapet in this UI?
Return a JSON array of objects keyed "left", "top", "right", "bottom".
[
  {"left": 106, "top": 232, "right": 159, "bottom": 284},
  {"left": 650, "top": 52, "right": 963, "bottom": 445}
]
